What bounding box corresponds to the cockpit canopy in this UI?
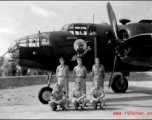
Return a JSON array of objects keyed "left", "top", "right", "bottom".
[
  {"left": 61, "top": 23, "right": 97, "bottom": 36},
  {"left": 9, "top": 32, "right": 52, "bottom": 53}
]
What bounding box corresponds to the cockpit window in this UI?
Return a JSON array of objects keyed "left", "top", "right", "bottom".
[
  {"left": 61, "top": 24, "right": 70, "bottom": 31},
  {"left": 61, "top": 24, "right": 97, "bottom": 36},
  {"left": 9, "top": 32, "right": 52, "bottom": 52},
  {"left": 68, "top": 24, "right": 74, "bottom": 35},
  {"left": 74, "top": 25, "right": 87, "bottom": 35},
  {"left": 87, "top": 26, "right": 96, "bottom": 36},
  {"left": 41, "top": 34, "right": 50, "bottom": 46}
]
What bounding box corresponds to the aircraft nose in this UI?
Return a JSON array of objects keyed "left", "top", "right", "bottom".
[{"left": 12, "top": 49, "right": 19, "bottom": 62}]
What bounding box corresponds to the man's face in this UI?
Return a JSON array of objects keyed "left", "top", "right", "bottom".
[
  {"left": 77, "top": 60, "right": 82, "bottom": 66},
  {"left": 76, "top": 83, "right": 81, "bottom": 90},
  {"left": 55, "top": 85, "right": 60, "bottom": 92},
  {"left": 95, "top": 82, "right": 99, "bottom": 89},
  {"left": 95, "top": 60, "right": 100, "bottom": 64},
  {"left": 60, "top": 60, "right": 64, "bottom": 65}
]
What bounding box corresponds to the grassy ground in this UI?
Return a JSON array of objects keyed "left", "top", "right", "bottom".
[{"left": 0, "top": 72, "right": 152, "bottom": 90}]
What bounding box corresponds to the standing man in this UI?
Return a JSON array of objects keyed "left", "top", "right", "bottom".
[
  {"left": 56, "top": 58, "right": 69, "bottom": 107},
  {"left": 92, "top": 58, "right": 105, "bottom": 89},
  {"left": 90, "top": 81, "right": 105, "bottom": 109},
  {"left": 73, "top": 58, "right": 87, "bottom": 94}
]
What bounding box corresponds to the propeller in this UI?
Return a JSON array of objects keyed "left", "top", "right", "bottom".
[
  {"left": 107, "top": 2, "right": 120, "bottom": 88},
  {"left": 107, "top": 2, "right": 119, "bottom": 40}
]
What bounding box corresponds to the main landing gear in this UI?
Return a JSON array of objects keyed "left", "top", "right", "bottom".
[
  {"left": 111, "top": 73, "right": 128, "bottom": 93},
  {"left": 38, "top": 71, "right": 53, "bottom": 104}
]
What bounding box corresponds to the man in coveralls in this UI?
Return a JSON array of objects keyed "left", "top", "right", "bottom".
[{"left": 56, "top": 58, "right": 69, "bottom": 107}]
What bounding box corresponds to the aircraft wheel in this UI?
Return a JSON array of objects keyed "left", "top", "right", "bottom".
[
  {"left": 111, "top": 75, "right": 128, "bottom": 93},
  {"left": 38, "top": 87, "right": 53, "bottom": 104}
]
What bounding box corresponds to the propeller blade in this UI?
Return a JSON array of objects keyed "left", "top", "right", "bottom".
[
  {"left": 107, "top": 2, "right": 119, "bottom": 40},
  {"left": 108, "top": 55, "right": 117, "bottom": 88}
]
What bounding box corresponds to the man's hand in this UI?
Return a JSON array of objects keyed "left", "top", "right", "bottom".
[
  {"left": 77, "top": 97, "right": 82, "bottom": 102},
  {"left": 97, "top": 97, "right": 100, "bottom": 101},
  {"left": 63, "top": 94, "right": 66, "bottom": 99},
  {"left": 83, "top": 94, "right": 86, "bottom": 98}
]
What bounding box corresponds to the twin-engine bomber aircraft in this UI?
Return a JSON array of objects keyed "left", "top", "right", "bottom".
[{"left": 4, "top": 2, "right": 152, "bottom": 104}]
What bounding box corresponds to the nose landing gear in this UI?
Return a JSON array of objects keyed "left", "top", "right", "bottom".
[{"left": 38, "top": 71, "right": 53, "bottom": 104}]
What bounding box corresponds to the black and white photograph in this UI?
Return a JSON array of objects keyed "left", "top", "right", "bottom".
[{"left": 0, "top": 1, "right": 152, "bottom": 119}]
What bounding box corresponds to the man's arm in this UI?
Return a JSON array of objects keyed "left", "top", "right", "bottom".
[
  {"left": 56, "top": 66, "right": 59, "bottom": 78},
  {"left": 73, "top": 67, "right": 76, "bottom": 78},
  {"left": 50, "top": 93, "right": 56, "bottom": 102},
  {"left": 99, "top": 88, "right": 105, "bottom": 99},
  {"left": 91, "top": 66, "right": 94, "bottom": 77},
  {"left": 71, "top": 89, "right": 76, "bottom": 100},
  {"left": 102, "top": 65, "right": 105, "bottom": 79},
  {"left": 67, "top": 66, "right": 70, "bottom": 78},
  {"left": 90, "top": 88, "right": 96, "bottom": 100},
  {"left": 84, "top": 67, "right": 87, "bottom": 78}
]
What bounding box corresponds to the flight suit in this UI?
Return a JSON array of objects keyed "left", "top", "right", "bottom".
[
  {"left": 73, "top": 65, "right": 87, "bottom": 94},
  {"left": 92, "top": 64, "right": 105, "bottom": 88},
  {"left": 49, "top": 88, "right": 67, "bottom": 111},
  {"left": 56, "top": 65, "right": 69, "bottom": 97},
  {"left": 71, "top": 88, "right": 87, "bottom": 109},
  {"left": 90, "top": 86, "right": 105, "bottom": 108}
]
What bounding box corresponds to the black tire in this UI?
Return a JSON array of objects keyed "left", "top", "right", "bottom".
[
  {"left": 111, "top": 75, "right": 128, "bottom": 93},
  {"left": 38, "top": 87, "right": 53, "bottom": 104}
]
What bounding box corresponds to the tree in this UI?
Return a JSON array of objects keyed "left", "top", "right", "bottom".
[{"left": 1, "top": 60, "right": 17, "bottom": 76}]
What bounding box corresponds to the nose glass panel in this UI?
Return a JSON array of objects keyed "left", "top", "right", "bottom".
[
  {"left": 9, "top": 40, "right": 19, "bottom": 53},
  {"left": 8, "top": 32, "right": 52, "bottom": 53}
]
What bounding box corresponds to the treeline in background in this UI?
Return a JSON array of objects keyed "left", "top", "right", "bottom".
[{"left": 0, "top": 56, "right": 47, "bottom": 77}]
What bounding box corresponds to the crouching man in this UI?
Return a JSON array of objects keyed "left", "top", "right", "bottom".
[
  {"left": 71, "top": 82, "right": 87, "bottom": 110},
  {"left": 90, "top": 81, "right": 105, "bottom": 109},
  {"left": 48, "top": 83, "right": 68, "bottom": 111}
]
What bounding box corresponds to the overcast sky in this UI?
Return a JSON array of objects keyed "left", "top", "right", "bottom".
[{"left": 0, "top": 1, "right": 152, "bottom": 56}]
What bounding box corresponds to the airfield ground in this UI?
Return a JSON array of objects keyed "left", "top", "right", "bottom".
[{"left": 0, "top": 73, "right": 152, "bottom": 119}]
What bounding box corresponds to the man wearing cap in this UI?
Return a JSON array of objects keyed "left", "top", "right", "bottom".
[
  {"left": 56, "top": 57, "right": 69, "bottom": 107},
  {"left": 71, "top": 82, "right": 87, "bottom": 110},
  {"left": 49, "top": 83, "right": 68, "bottom": 111},
  {"left": 73, "top": 58, "right": 87, "bottom": 94},
  {"left": 90, "top": 81, "right": 105, "bottom": 109},
  {"left": 92, "top": 57, "right": 105, "bottom": 89}
]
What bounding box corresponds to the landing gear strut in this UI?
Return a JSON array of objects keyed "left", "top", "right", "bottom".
[
  {"left": 111, "top": 74, "right": 128, "bottom": 93},
  {"left": 38, "top": 71, "right": 53, "bottom": 104}
]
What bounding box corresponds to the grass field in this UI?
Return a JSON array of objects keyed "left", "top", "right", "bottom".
[{"left": 0, "top": 72, "right": 152, "bottom": 90}]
